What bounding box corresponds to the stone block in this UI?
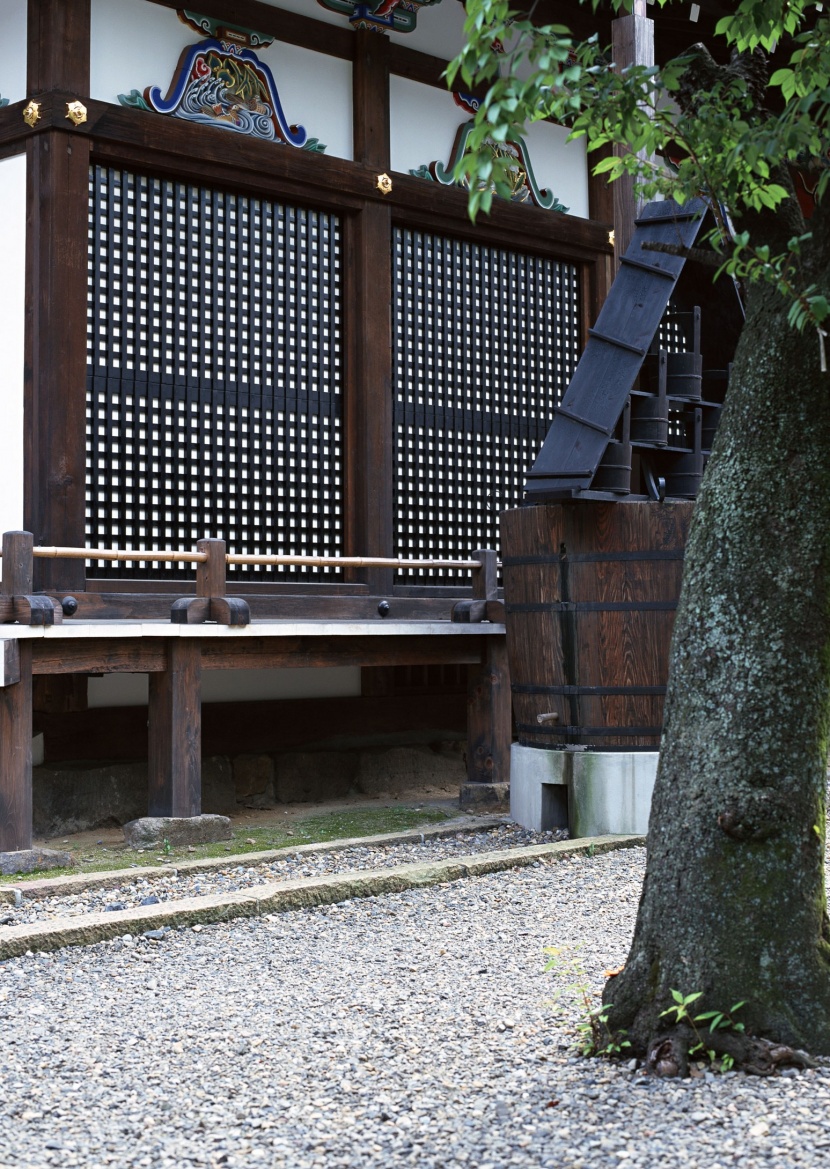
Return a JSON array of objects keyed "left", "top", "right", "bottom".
[
  {"left": 459, "top": 782, "right": 510, "bottom": 810},
  {"left": 234, "top": 754, "right": 276, "bottom": 808},
  {"left": 0, "top": 848, "right": 73, "bottom": 876},
  {"left": 274, "top": 752, "right": 356, "bottom": 804},
  {"left": 123, "top": 815, "right": 232, "bottom": 850},
  {"left": 355, "top": 743, "right": 465, "bottom": 796}
]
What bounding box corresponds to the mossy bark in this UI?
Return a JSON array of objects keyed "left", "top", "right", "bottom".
[{"left": 604, "top": 197, "right": 830, "bottom": 1061}]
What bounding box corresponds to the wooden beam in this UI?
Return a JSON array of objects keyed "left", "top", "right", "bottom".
[
  {"left": 611, "top": 8, "right": 655, "bottom": 263},
  {"left": 353, "top": 29, "right": 390, "bottom": 170},
  {"left": 27, "top": 0, "right": 91, "bottom": 94},
  {"left": 343, "top": 203, "right": 395, "bottom": 595},
  {"left": 0, "top": 641, "right": 33, "bottom": 852},
  {"left": 466, "top": 639, "right": 512, "bottom": 784},
  {"left": 148, "top": 642, "right": 202, "bottom": 817}
]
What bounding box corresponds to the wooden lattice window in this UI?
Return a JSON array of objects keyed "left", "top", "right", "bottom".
[
  {"left": 392, "top": 227, "right": 582, "bottom": 583},
  {"left": 86, "top": 167, "right": 343, "bottom": 579}
]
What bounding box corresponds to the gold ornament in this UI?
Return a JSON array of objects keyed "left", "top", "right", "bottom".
[
  {"left": 22, "top": 100, "right": 41, "bottom": 128},
  {"left": 65, "top": 100, "right": 88, "bottom": 127},
  {"left": 607, "top": 229, "right": 616, "bottom": 248},
  {"left": 376, "top": 173, "right": 393, "bottom": 196}
]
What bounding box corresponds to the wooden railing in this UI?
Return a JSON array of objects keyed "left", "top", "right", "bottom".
[{"left": 0, "top": 532, "right": 504, "bottom": 628}]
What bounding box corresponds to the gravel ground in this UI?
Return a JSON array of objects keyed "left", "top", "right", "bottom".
[
  {"left": 3, "top": 844, "right": 829, "bottom": 1169},
  {"left": 2, "top": 824, "right": 566, "bottom": 927}
]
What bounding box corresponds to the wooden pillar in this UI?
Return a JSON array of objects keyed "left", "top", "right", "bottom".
[
  {"left": 25, "top": 0, "right": 91, "bottom": 591},
  {"left": 346, "top": 30, "right": 394, "bottom": 599},
  {"left": 466, "top": 638, "right": 511, "bottom": 784},
  {"left": 148, "top": 642, "right": 202, "bottom": 818},
  {"left": 610, "top": 0, "right": 654, "bottom": 264},
  {"left": 0, "top": 531, "right": 36, "bottom": 851}
]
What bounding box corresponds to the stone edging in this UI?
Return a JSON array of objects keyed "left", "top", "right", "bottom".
[
  {"left": 0, "top": 815, "right": 510, "bottom": 904},
  {"left": 0, "top": 835, "right": 645, "bottom": 960}
]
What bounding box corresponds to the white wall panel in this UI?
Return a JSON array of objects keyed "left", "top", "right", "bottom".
[
  {"left": 391, "top": 80, "right": 589, "bottom": 219},
  {"left": 0, "top": 0, "right": 27, "bottom": 106},
  {"left": 87, "top": 666, "right": 361, "bottom": 707},
  {"left": 390, "top": 76, "right": 462, "bottom": 178},
  {"left": 90, "top": 0, "right": 351, "bottom": 158},
  {"left": 0, "top": 153, "right": 26, "bottom": 543},
  {"left": 390, "top": 1, "right": 466, "bottom": 60},
  {"left": 522, "top": 120, "right": 590, "bottom": 220}
]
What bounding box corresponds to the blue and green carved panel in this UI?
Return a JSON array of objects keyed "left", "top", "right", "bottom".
[
  {"left": 117, "top": 10, "right": 326, "bottom": 152},
  {"left": 317, "top": 0, "right": 442, "bottom": 35},
  {"left": 410, "top": 107, "right": 569, "bottom": 213}
]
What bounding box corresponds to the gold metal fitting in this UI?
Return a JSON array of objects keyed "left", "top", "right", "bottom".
[
  {"left": 65, "top": 100, "right": 88, "bottom": 127},
  {"left": 607, "top": 229, "right": 616, "bottom": 248},
  {"left": 376, "top": 173, "right": 393, "bottom": 196},
  {"left": 22, "top": 100, "right": 41, "bottom": 128}
]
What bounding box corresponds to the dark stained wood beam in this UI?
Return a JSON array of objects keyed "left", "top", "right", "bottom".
[
  {"left": 148, "top": 642, "right": 202, "bottom": 817},
  {"left": 0, "top": 641, "right": 33, "bottom": 852}
]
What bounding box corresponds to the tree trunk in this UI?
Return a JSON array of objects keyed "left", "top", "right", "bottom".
[{"left": 604, "top": 198, "right": 830, "bottom": 1065}]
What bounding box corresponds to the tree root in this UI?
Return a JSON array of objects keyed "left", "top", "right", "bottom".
[{"left": 645, "top": 1029, "right": 816, "bottom": 1077}]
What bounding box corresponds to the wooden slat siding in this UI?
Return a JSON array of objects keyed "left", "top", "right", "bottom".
[
  {"left": 35, "top": 691, "right": 468, "bottom": 764},
  {"left": 0, "top": 640, "right": 33, "bottom": 851},
  {"left": 502, "top": 501, "right": 691, "bottom": 748},
  {"left": 147, "top": 0, "right": 354, "bottom": 60},
  {"left": 525, "top": 199, "right": 709, "bottom": 498},
  {"left": 610, "top": 3, "right": 654, "bottom": 264},
  {"left": 466, "top": 639, "right": 511, "bottom": 783},
  {"left": 148, "top": 641, "right": 202, "bottom": 817}
]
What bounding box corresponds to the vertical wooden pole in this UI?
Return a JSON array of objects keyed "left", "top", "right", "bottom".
[
  {"left": 25, "top": 0, "right": 91, "bottom": 592},
  {"left": 610, "top": 0, "right": 654, "bottom": 264},
  {"left": 148, "top": 642, "right": 202, "bottom": 818},
  {"left": 466, "top": 639, "right": 511, "bottom": 784},
  {"left": 0, "top": 532, "right": 34, "bottom": 851},
  {"left": 347, "top": 31, "right": 394, "bottom": 600}
]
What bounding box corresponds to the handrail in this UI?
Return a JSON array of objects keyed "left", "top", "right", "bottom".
[{"left": 12, "top": 545, "right": 482, "bottom": 570}]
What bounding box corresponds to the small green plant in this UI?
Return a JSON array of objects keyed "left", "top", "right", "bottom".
[
  {"left": 544, "top": 946, "right": 631, "bottom": 1059},
  {"left": 161, "top": 838, "right": 172, "bottom": 856},
  {"left": 660, "top": 990, "right": 746, "bottom": 1072}
]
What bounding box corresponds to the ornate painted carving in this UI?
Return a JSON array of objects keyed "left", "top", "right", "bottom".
[
  {"left": 0, "top": 96, "right": 9, "bottom": 109},
  {"left": 410, "top": 108, "right": 569, "bottom": 212},
  {"left": 317, "top": 0, "right": 442, "bottom": 35},
  {"left": 117, "top": 11, "right": 326, "bottom": 152}
]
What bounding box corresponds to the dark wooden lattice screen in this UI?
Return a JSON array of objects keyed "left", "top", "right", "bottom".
[
  {"left": 86, "top": 167, "right": 342, "bottom": 579},
  {"left": 392, "top": 227, "right": 582, "bottom": 583}
]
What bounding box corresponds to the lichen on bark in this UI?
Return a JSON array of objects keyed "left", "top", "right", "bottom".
[{"left": 604, "top": 184, "right": 830, "bottom": 1068}]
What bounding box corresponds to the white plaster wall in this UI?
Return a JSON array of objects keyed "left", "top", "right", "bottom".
[
  {"left": 522, "top": 119, "right": 589, "bottom": 220},
  {"left": 0, "top": 0, "right": 27, "bottom": 106},
  {"left": 391, "top": 0, "right": 466, "bottom": 60},
  {"left": 390, "top": 76, "right": 462, "bottom": 178},
  {"left": 87, "top": 666, "right": 361, "bottom": 707},
  {"left": 391, "top": 79, "right": 589, "bottom": 219},
  {"left": 90, "top": 0, "right": 352, "bottom": 159},
  {"left": 0, "top": 153, "right": 26, "bottom": 545}
]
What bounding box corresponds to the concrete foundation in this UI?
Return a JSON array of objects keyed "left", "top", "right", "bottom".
[{"left": 510, "top": 744, "right": 658, "bottom": 837}]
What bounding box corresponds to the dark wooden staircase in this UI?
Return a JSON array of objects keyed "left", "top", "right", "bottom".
[{"left": 525, "top": 198, "right": 744, "bottom": 503}]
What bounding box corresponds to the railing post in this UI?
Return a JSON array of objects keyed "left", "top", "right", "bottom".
[
  {"left": 171, "top": 538, "right": 250, "bottom": 626},
  {"left": 0, "top": 634, "right": 32, "bottom": 852},
  {"left": 451, "top": 548, "right": 505, "bottom": 623},
  {"left": 1, "top": 531, "right": 62, "bottom": 626}
]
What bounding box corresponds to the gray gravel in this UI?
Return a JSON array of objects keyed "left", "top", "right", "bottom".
[
  {"left": 4, "top": 823, "right": 566, "bottom": 927},
  {"left": 3, "top": 844, "right": 829, "bottom": 1168}
]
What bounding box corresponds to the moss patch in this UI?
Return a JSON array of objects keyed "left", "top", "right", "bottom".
[{"left": 1, "top": 804, "right": 452, "bottom": 883}]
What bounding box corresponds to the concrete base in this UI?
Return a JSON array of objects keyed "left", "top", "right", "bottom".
[
  {"left": 459, "top": 782, "right": 510, "bottom": 811},
  {"left": 0, "top": 848, "right": 73, "bottom": 876},
  {"left": 510, "top": 744, "right": 658, "bottom": 837},
  {"left": 123, "top": 815, "right": 232, "bottom": 850}
]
